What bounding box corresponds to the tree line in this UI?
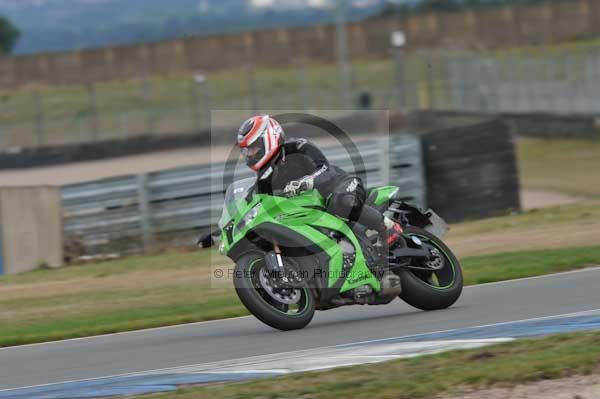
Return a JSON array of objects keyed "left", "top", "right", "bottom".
[
  {"left": 379, "top": 0, "right": 566, "bottom": 16},
  {"left": 0, "top": 15, "right": 19, "bottom": 54},
  {"left": 0, "top": 0, "right": 569, "bottom": 56}
]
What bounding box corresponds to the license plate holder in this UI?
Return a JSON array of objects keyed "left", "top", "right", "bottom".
[{"left": 424, "top": 209, "right": 449, "bottom": 238}]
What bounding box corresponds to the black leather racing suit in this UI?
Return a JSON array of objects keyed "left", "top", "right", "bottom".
[{"left": 256, "top": 138, "right": 387, "bottom": 234}]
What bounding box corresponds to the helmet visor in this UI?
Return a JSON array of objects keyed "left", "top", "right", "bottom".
[{"left": 241, "top": 137, "right": 265, "bottom": 168}]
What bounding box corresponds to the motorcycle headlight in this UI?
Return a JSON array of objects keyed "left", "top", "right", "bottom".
[{"left": 236, "top": 203, "right": 261, "bottom": 232}]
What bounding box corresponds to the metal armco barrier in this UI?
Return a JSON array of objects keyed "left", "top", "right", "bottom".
[{"left": 62, "top": 135, "right": 425, "bottom": 254}]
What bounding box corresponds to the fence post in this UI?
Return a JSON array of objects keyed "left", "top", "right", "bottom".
[
  {"left": 201, "top": 78, "right": 211, "bottom": 130},
  {"left": 246, "top": 64, "right": 259, "bottom": 113},
  {"left": 120, "top": 113, "right": 129, "bottom": 138},
  {"left": 393, "top": 47, "right": 406, "bottom": 111},
  {"left": 137, "top": 173, "right": 153, "bottom": 252},
  {"left": 565, "top": 51, "right": 577, "bottom": 113},
  {"left": 191, "top": 73, "right": 210, "bottom": 131},
  {"left": 426, "top": 55, "right": 437, "bottom": 111},
  {"left": 189, "top": 78, "right": 201, "bottom": 131},
  {"left": 379, "top": 135, "right": 391, "bottom": 186},
  {"left": 87, "top": 83, "right": 99, "bottom": 140},
  {"left": 296, "top": 58, "right": 310, "bottom": 111},
  {"left": 334, "top": 0, "right": 353, "bottom": 109},
  {"left": 33, "top": 90, "right": 45, "bottom": 147},
  {"left": 141, "top": 77, "right": 155, "bottom": 134}
]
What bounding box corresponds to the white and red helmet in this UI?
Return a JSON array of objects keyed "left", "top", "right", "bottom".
[{"left": 237, "top": 115, "right": 285, "bottom": 171}]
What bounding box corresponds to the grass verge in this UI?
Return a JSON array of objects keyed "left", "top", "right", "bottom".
[
  {"left": 1, "top": 245, "right": 599, "bottom": 348},
  {"left": 461, "top": 246, "right": 600, "bottom": 285},
  {"left": 446, "top": 200, "right": 600, "bottom": 257},
  {"left": 137, "top": 331, "right": 600, "bottom": 399},
  {"left": 517, "top": 137, "right": 600, "bottom": 198}
]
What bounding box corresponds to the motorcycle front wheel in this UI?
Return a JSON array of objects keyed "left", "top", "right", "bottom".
[{"left": 234, "top": 252, "right": 315, "bottom": 331}]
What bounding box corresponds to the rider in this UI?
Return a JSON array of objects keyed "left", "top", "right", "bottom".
[{"left": 236, "top": 115, "right": 403, "bottom": 247}]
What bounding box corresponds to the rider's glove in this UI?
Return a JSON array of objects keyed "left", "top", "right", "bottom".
[
  {"left": 196, "top": 232, "right": 215, "bottom": 248},
  {"left": 283, "top": 176, "right": 314, "bottom": 197},
  {"left": 196, "top": 229, "right": 221, "bottom": 248}
]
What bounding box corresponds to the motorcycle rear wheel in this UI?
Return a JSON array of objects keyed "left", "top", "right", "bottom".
[{"left": 396, "top": 226, "right": 463, "bottom": 311}]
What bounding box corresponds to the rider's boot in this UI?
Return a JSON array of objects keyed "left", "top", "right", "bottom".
[{"left": 383, "top": 216, "right": 404, "bottom": 248}]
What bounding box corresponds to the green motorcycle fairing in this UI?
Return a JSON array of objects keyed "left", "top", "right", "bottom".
[
  {"left": 220, "top": 187, "right": 381, "bottom": 294},
  {"left": 369, "top": 186, "right": 399, "bottom": 207}
]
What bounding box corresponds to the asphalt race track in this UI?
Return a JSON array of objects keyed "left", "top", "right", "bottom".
[{"left": 2, "top": 267, "right": 600, "bottom": 397}]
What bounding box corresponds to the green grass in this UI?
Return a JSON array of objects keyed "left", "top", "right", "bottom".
[
  {"left": 0, "top": 250, "right": 206, "bottom": 283},
  {"left": 518, "top": 137, "right": 600, "bottom": 198},
  {"left": 137, "top": 331, "right": 600, "bottom": 399},
  {"left": 449, "top": 200, "right": 600, "bottom": 237},
  {"left": 444, "top": 200, "right": 600, "bottom": 257},
  {"left": 0, "top": 301, "right": 247, "bottom": 348},
  {"left": 461, "top": 246, "right": 600, "bottom": 285},
  {"left": 1, "top": 244, "right": 599, "bottom": 348}
]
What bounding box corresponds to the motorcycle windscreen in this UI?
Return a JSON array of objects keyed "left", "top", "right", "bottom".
[{"left": 218, "top": 177, "right": 257, "bottom": 228}]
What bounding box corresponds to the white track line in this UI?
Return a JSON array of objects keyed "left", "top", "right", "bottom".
[
  {"left": 0, "top": 265, "right": 599, "bottom": 353},
  {"left": 2, "top": 307, "right": 600, "bottom": 394}
]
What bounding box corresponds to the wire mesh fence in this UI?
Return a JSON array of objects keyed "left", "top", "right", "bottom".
[
  {"left": 422, "top": 46, "right": 600, "bottom": 114},
  {"left": 1, "top": 44, "right": 598, "bottom": 151}
]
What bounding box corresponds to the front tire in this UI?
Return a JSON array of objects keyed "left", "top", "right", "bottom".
[
  {"left": 234, "top": 252, "right": 315, "bottom": 331},
  {"left": 397, "top": 227, "right": 463, "bottom": 311}
]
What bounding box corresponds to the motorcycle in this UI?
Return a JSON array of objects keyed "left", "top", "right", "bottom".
[{"left": 211, "top": 177, "right": 463, "bottom": 330}]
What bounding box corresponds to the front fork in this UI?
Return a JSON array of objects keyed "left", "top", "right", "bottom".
[
  {"left": 264, "top": 243, "right": 305, "bottom": 289},
  {"left": 264, "top": 242, "right": 284, "bottom": 275}
]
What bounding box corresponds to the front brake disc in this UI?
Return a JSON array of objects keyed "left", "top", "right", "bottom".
[{"left": 259, "top": 268, "right": 302, "bottom": 305}]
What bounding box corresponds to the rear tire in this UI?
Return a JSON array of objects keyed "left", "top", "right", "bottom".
[
  {"left": 397, "top": 227, "right": 463, "bottom": 311},
  {"left": 234, "top": 252, "right": 315, "bottom": 331}
]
